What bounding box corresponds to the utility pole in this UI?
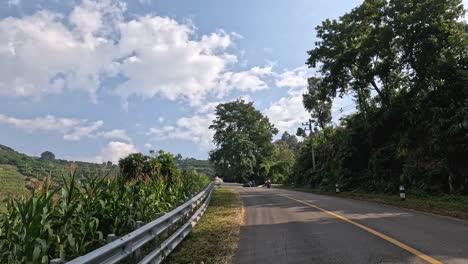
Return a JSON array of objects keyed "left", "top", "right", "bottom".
[{"left": 302, "top": 119, "right": 316, "bottom": 171}]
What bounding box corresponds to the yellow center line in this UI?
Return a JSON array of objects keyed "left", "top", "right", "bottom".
[{"left": 277, "top": 193, "right": 442, "bottom": 264}]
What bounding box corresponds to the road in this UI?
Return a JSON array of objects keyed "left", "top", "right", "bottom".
[{"left": 233, "top": 186, "right": 468, "bottom": 264}]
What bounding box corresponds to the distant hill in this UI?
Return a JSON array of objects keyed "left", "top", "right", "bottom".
[
  {"left": 0, "top": 144, "right": 118, "bottom": 180},
  {"left": 0, "top": 144, "right": 214, "bottom": 180},
  {"left": 175, "top": 157, "right": 215, "bottom": 177}
]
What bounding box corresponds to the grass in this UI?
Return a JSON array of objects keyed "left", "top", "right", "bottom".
[
  {"left": 276, "top": 185, "right": 468, "bottom": 220},
  {"left": 0, "top": 164, "right": 29, "bottom": 213},
  {"left": 165, "top": 187, "right": 243, "bottom": 264}
]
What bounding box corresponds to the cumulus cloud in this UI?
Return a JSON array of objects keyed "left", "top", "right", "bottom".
[
  {"left": 96, "top": 129, "right": 131, "bottom": 142},
  {"left": 0, "top": 1, "right": 124, "bottom": 101},
  {"left": 275, "top": 66, "right": 310, "bottom": 89},
  {"left": 0, "top": 113, "right": 103, "bottom": 140},
  {"left": 0, "top": 0, "right": 271, "bottom": 104},
  {"left": 263, "top": 89, "right": 310, "bottom": 134},
  {"left": 148, "top": 113, "right": 215, "bottom": 149},
  {"left": 218, "top": 66, "right": 273, "bottom": 96},
  {"left": 95, "top": 141, "right": 137, "bottom": 163}
]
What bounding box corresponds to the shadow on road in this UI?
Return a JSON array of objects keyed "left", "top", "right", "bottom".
[{"left": 234, "top": 187, "right": 468, "bottom": 264}]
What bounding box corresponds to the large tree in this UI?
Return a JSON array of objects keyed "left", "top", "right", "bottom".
[
  {"left": 209, "top": 99, "right": 278, "bottom": 182},
  {"left": 303, "top": 77, "right": 332, "bottom": 130},
  {"left": 307, "top": 0, "right": 467, "bottom": 109},
  {"left": 300, "top": 0, "right": 468, "bottom": 193},
  {"left": 40, "top": 151, "right": 55, "bottom": 161}
]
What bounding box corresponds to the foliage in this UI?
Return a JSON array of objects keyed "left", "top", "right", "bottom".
[
  {"left": 0, "top": 152, "right": 210, "bottom": 263},
  {"left": 292, "top": 0, "right": 468, "bottom": 194},
  {"left": 209, "top": 99, "right": 278, "bottom": 183},
  {"left": 261, "top": 133, "right": 298, "bottom": 183},
  {"left": 303, "top": 78, "right": 332, "bottom": 130},
  {"left": 40, "top": 151, "right": 55, "bottom": 161},
  {"left": 176, "top": 156, "right": 215, "bottom": 178},
  {"left": 0, "top": 144, "right": 118, "bottom": 181},
  {"left": 0, "top": 165, "right": 29, "bottom": 213}
]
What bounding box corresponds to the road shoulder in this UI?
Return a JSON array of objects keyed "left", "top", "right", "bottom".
[{"left": 165, "top": 187, "right": 243, "bottom": 264}]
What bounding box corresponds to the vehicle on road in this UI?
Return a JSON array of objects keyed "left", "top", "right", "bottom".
[
  {"left": 214, "top": 176, "right": 223, "bottom": 186},
  {"left": 243, "top": 181, "right": 256, "bottom": 187}
]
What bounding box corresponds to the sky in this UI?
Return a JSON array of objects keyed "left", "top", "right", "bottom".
[{"left": 0, "top": 0, "right": 465, "bottom": 162}]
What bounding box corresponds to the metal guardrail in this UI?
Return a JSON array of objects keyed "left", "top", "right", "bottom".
[{"left": 66, "top": 182, "right": 215, "bottom": 264}]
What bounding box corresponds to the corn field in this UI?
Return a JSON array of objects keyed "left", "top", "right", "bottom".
[{"left": 0, "top": 151, "right": 210, "bottom": 263}]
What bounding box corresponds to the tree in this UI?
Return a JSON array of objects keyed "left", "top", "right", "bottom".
[
  {"left": 118, "top": 153, "right": 147, "bottom": 181},
  {"left": 279, "top": 131, "right": 300, "bottom": 153},
  {"left": 209, "top": 99, "right": 278, "bottom": 182},
  {"left": 303, "top": 77, "right": 332, "bottom": 130},
  {"left": 298, "top": 0, "right": 468, "bottom": 193},
  {"left": 174, "top": 154, "right": 183, "bottom": 161},
  {"left": 40, "top": 151, "right": 55, "bottom": 161}
]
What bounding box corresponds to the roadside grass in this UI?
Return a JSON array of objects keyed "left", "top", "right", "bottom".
[
  {"left": 0, "top": 164, "right": 29, "bottom": 213},
  {"left": 165, "top": 187, "right": 243, "bottom": 264},
  {"left": 276, "top": 185, "right": 468, "bottom": 220}
]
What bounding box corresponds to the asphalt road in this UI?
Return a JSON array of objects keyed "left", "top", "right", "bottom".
[{"left": 233, "top": 186, "right": 468, "bottom": 264}]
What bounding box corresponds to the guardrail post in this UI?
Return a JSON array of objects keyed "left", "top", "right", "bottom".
[
  {"left": 50, "top": 258, "right": 65, "bottom": 264},
  {"left": 135, "top": 221, "right": 144, "bottom": 258}
]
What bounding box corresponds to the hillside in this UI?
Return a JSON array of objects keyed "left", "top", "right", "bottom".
[
  {"left": 0, "top": 144, "right": 118, "bottom": 180},
  {"left": 176, "top": 158, "right": 215, "bottom": 177},
  {"left": 0, "top": 144, "right": 214, "bottom": 192},
  {"left": 0, "top": 165, "right": 29, "bottom": 213}
]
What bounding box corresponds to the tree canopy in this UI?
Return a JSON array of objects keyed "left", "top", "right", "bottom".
[
  {"left": 291, "top": 0, "right": 468, "bottom": 194},
  {"left": 209, "top": 99, "right": 278, "bottom": 182},
  {"left": 40, "top": 151, "right": 55, "bottom": 161}
]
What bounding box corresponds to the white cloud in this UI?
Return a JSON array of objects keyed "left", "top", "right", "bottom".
[
  {"left": 275, "top": 66, "right": 310, "bottom": 89},
  {"left": 0, "top": 114, "right": 103, "bottom": 140},
  {"left": 0, "top": 1, "right": 124, "bottom": 101},
  {"left": 148, "top": 113, "right": 215, "bottom": 149},
  {"left": 263, "top": 90, "right": 310, "bottom": 134},
  {"left": 196, "top": 101, "right": 221, "bottom": 114},
  {"left": 0, "top": 0, "right": 272, "bottom": 105},
  {"left": 157, "top": 117, "right": 165, "bottom": 123},
  {"left": 96, "top": 129, "right": 131, "bottom": 142},
  {"left": 95, "top": 141, "right": 137, "bottom": 163},
  {"left": 219, "top": 66, "right": 273, "bottom": 96},
  {"left": 144, "top": 143, "right": 152, "bottom": 148}
]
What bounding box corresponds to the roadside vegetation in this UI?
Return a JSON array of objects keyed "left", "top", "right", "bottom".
[
  {"left": 166, "top": 187, "right": 242, "bottom": 264},
  {"left": 0, "top": 165, "right": 29, "bottom": 213},
  {"left": 0, "top": 151, "right": 209, "bottom": 263},
  {"left": 289, "top": 0, "right": 468, "bottom": 196}
]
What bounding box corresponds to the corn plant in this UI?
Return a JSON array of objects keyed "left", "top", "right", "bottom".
[{"left": 0, "top": 151, "right": 210, "bottom": 263}]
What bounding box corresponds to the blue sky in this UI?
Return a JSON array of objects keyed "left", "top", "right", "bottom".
[{"left": 3, "top": 0, "right": 458, "bottom": 162}]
